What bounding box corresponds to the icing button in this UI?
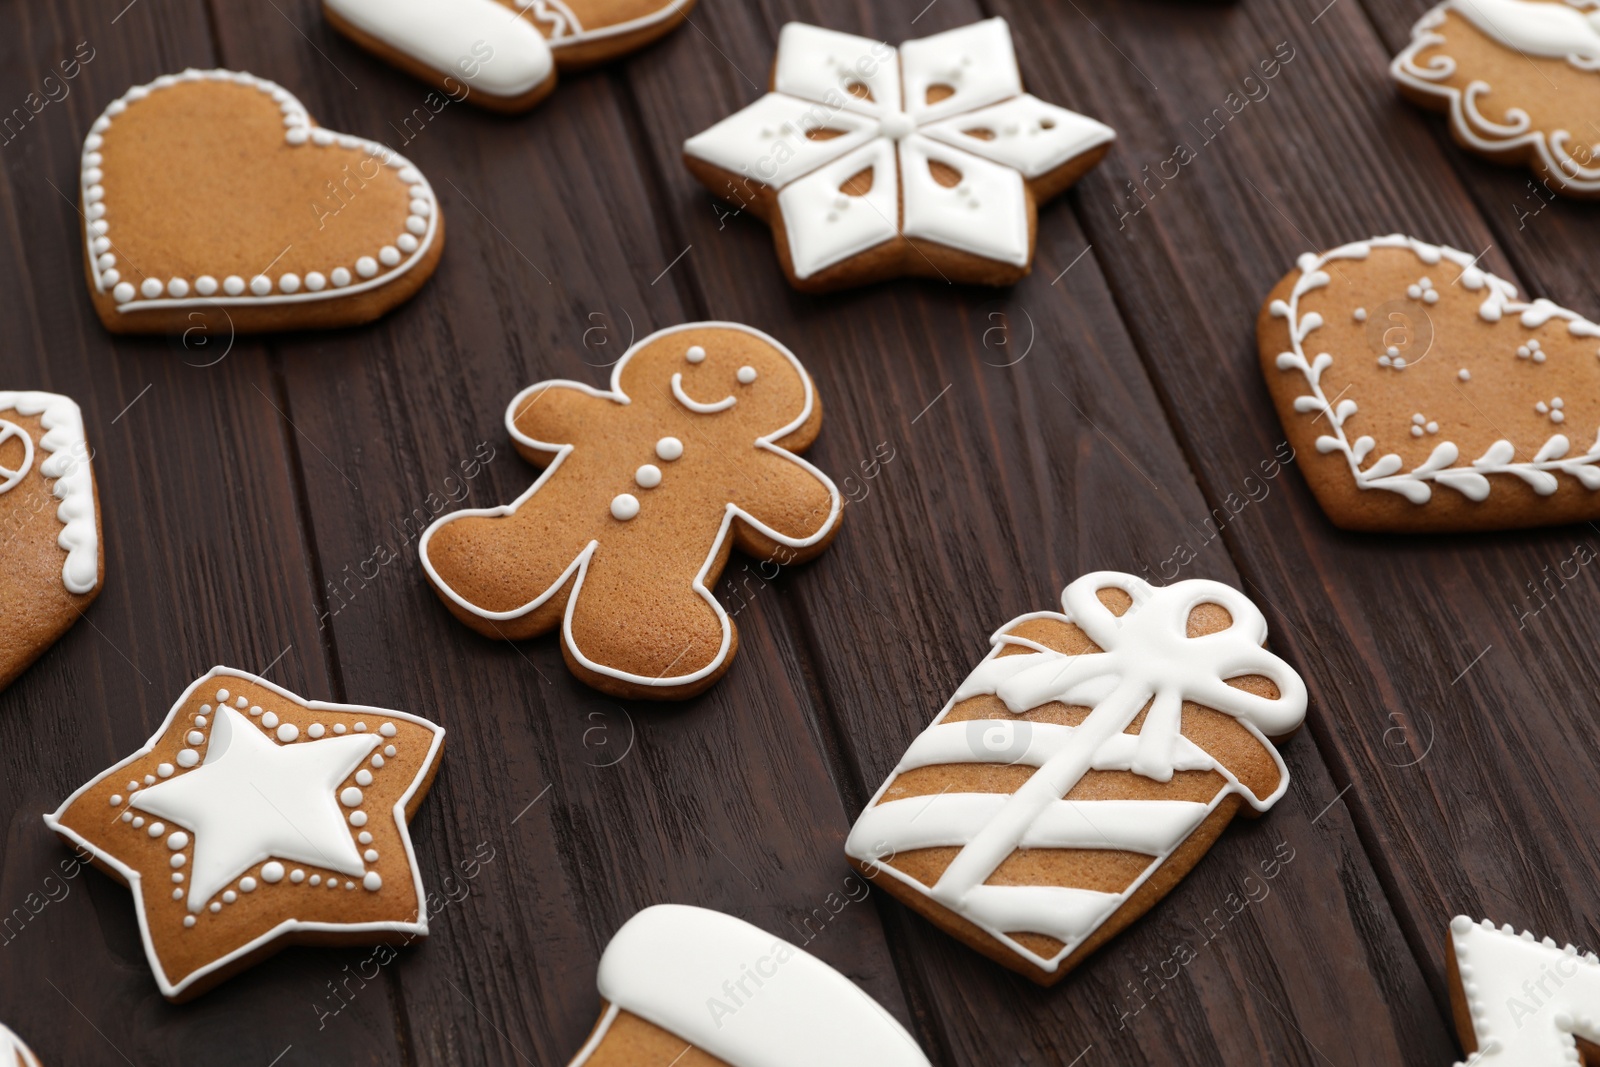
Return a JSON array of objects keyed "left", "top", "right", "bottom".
[
  {"left": 655, "top": 436, "right": 684, "bottom": 461},
  {"left": 636, "top": 464, "right": 662, "bottom": 489},
  {"left": 686, "top": 345, "right": 706, "bottom": 363},
  {"left": 611, "top": 493, "right": 641, "bottom": 521},
  {"left": 737, "top": 366, "right": 758, "bottom": 384}
]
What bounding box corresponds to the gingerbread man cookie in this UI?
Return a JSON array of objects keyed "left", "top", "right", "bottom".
[
  {"left": 846, "top": 571, "right": 1307, "bottom": 985},
  {"left": 568, "top": 904, "right": 931, "bottom": 1066},
  {"left": 421, "top": 323, "right": 841, "bottom": 699},
  {"left": 683, "top": 18, "right": 1114, "bottom": 292},
  {"left": 1261, "top": 234, "right": 1600, "bottom": 532},
  {"left": 44, "top": 668, "right": 445, "bottom": 1001},
  {"left": 0, "top": 391, "right": 102, "bottom": 693},
  {"left": 1392, "top": 0, "right": 1600, "bottom": 197},
  {"left": 0, "top": 1024, "right": 41, "bottom": 1067},
  {"left": 83, "top": 69, "right": 442, "bottom": 335},
  {"left": 1447, "top": 916, "right": 1600, "bottom": 1064},
  {"left": 324, "top": 0, "right": 695, "bottom": 113}
]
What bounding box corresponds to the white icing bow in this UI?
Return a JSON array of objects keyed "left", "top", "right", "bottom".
[{"left": 683, "top": 19, "right": 1114, "bottom": 279}]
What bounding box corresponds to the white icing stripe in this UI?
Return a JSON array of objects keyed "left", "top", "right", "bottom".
[
  {"left": 1447, "top": 0, "right": 1600, "bottom": 61},
  {"left": 670, "top": 372, "right": 736, "bottom": 413},
  {"left": 895, "top": 719, "right": 1216, "bottom": 775},
  {"left": 84, "top": 69, "right": 440, "bottom": 313},
  {"left": 0, "top": 1024, "right": 40, "bottom": 1067},
  {"left": 853, "top": 794, "right": 1210, "bottom": 854},
  {"left": 682, "top": 93, "right": 879, "bottom": 192},
  {"left": 920, "top": 94, "right": 1115, "bottom": 180},
  {"left": 324, "top": 0, "right": 554, "bottom": 97},
  {"left": 1449, "top": 916, "right": 1600, "bottom": 1064},
  {"left": 574, "top": 904, "right": 931, "bottom": 1067},
  {"left": 0, "top": 391, "right": 98, "bottom": 595},
  {"left": 846, "top": 572, "right": 1305, "bottom": 974}
]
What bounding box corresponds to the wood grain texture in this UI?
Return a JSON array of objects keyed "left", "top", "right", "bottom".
[{"left": 0, "top": 0, "right": 1585, "bottom": 1063}]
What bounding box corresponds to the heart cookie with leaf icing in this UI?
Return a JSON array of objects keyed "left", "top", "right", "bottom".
[
  {"left": 1391, "top": 0, "right": 1600, "bottom": 197},
  {"left": 323, "top": 0, "right": 695, "bottom": 113},
  {"left": 82, "top": 69, "right": 442, "bottom": 336},
  {"left": 0, "top": 391, "right": 102, "bottom": 693},
  {"left": 1260, "top": 234, "right": 1600, "bottom": 532}
]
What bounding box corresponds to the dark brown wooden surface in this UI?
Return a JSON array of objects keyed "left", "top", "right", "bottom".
[{"left": 0, "top": 0, "right": 1593, "bottom": 1061}]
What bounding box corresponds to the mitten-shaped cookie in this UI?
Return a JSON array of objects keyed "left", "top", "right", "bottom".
[
  {"left": 846, "top": 571, "right": 1307, "bottom": 985},
  {"left": 420, "top": 323, "right": 842, "bottom": 700},
  {"left": 1447, "top": 916, "right": 1600, "bottom": 1064},
  {"left": 567, "top": 904, "right": 931, "bottom": 1066}
]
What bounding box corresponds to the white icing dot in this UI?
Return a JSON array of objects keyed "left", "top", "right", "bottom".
[
  {"left": 177, "top": 749, "right": 199, "bottom": 768},
  {"left": 355, "top": 722, "right": 367, "bottom": 733},
  {"left": 279, "top": 273, "right": 301, "bottom": 294},
  {"left": 262, "top": 712, "right": 280, "bottom": 729},
  {"left": 397, "top": 233, "right": 419, "bottom": 253},
  {"left": 277, "top": 723, "right": 299, "bottom": 743},
  {"left": 350, "top": 811, "right": 368, "bottom": 827},
  {"left": 363, "top": 872, "right": 382, "bottom": 891},
  {"left": 371, "top": 754, "right": 385, "bottom": 767},
  {"left": 334, "top": 724, "right": 347, "bottom": 734},
  {"left": 290, "top": 869, "right": 305, "bottom": 884},
  {"left": 308, "top": 724, "right": 325, "bottom": 738},
  {"left": 250, "top": 275, "right": 272, "bottom": 296},
  {"left": 172, "top": 873, "right": 183, "bottom": 883},
  {"left": 1459, "top": 369, "right": 1471, "bottom": 381},
  {"left": 224, "top": 275, "right": 246, "bottom": 296},
  {"left": 158, "top": 762, "right": 174, "bottom": 777},
  {"left": 223, "top": 891, "right": 236, "bottom": 904},
  {"left": 113, "top": 282, "right": 135, "bottom": 303},
  {"left": 356, "top": 769, "right": 374, "bottom": 786},
  {"left": 286, "top": 127, "right": 309, "bottom": 146},
  {"left": 187, "top": 730, "right": 205, "bottom": 746},
  {"left": 145, "top": 775, "right": 156, "bottom": 786},
  {"left": 406, "top": 215, "right": 427, "bottom": 235},
  {"left": 656, "top": 437, "right": 684, "bottom": 461},
  {"left": 239, "top": 877, "right": 257, "bottom": 893},
  {"left": 331, "top": 267, "right": 352, "bottom": 287},
  {"left": 121, "top": 812, "right": 132, "bottom": 823},
  {"left": 147, "top": 822, "right": 165, "bottom": 838},
  {"left": 611, "top": 493, "right": 640, "bottom": 521},
  {"left": 311, "top": 129, "right": 334, "bottom": 146},
  {"left": 635, "top": 464, "right": 662, "bottom": 488},
  {"left": 686, "top": 345, "right": 706, "bottom": 363},
  {"left": 383, "top": 745, "right": 396, "bottom": 758},
  {"left": 364, "top": 849, "right": 379, "bottom": 862},
  {"left": 101, "top": 269, "right": 118, "bottom": 285},
  {"left": 358, "top": 831, "right": 373, "bottom": 844},
  {"left": 1424, "top": 290, "right": 1440, "bottom": 305},
  {"left": 737, "top": 366, "right": 757, "bottom": 384},
  {"left": 132, "top": 817, "right": 144, "bottom": 829},
  {"left": 356, "top": 256, "right": 379, "bottom": 278},
  {"left": 249, "top": 705, "right": 262, "bottom": 717},
  {"left": 409, "top": 198, "right": 431, "bottom": 216},
  {"left": 309, "top": 874, "right": 322, "bottom": 886},
  {"left": 345, "top": 881, "right": 356, "bottom": 891},
  {"left": 195, "top": 715, "right": 207, "bottom": 727},
  {"left": 96, "top": 253, "right": 115, "bottom": 271},
  {"left": 305, "top": 271, "right": 326, "bottom": 292},
  {"left": 184, "top": 916, "right": 196, "bottom": 928},
  {"left": 109, "top": 794, "right": 123, "bottom": 806},
  {"left": 379, "top": 246, "right": 401, "bottom": 267},
  {"left": 173, "top": 888, "right": 184, "bottom": 901},
  {"left": 262, "top": 862, "right": 285, "bottom": 883},
  {"left": 196, "top": 275, "right": 218, "bottom": 296},
  {"left": 210, "top": 902, "right": 222, "bottom": 913},
  {"left": 167, "top": 278, "right": 189, "bottom": 298},
  {"left": 379, "top": 723, "right": 397, "bottom": 738},
  {"left": 127, "top": 781, "right": 139, "bottom": 791},
  {"left": 171, "top": 854, "right": 186, "bottom": 869},
  {"left": 341, "top": 787, "right": 364, "bottom": 807},
  {"left": 167, "top": 831, "right": 188, "bottom": 850}
]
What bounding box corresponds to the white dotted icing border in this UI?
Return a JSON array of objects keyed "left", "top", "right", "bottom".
[
  {"left": 0, "top": 390, "right": 97, "bottom": 595},
  {"left": 83, "top": 68, "right": 439, "bottom": 313},
  {"left": 1270, "top": 234, "right": 1600, "bottom": 505}
]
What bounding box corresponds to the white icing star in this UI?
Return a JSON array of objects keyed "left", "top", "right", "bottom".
[{"left": 132, "top": 706, "right": 378, "bottom": 911}]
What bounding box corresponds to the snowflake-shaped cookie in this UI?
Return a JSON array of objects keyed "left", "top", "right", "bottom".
[{"left": 683, "top": 19, "right": 1114, "bottom": 292}]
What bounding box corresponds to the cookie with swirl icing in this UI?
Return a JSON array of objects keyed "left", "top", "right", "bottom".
[
  {"left": 0, "top": 391, "right": 102, "bottom": 694},
  {"left": 323, "top": 0, "right": 695, "bottom": 113},
  {"left": 1392, "top": 0, "right": 1600, "bottom": 196},
  {"left": 845, "top": 571, "right": 1307, "bottom": 986}
]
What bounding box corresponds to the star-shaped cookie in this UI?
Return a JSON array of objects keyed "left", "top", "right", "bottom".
[{"left": 44, "top": 667, "right": 445, "bottom": 1001}]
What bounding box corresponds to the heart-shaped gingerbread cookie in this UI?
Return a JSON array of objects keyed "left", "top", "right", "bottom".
[
  {"left": 82, "top": 69, "right": 443, "bottom": 335},
  {"left": 0, "top": 391, "right": 102, "bottom": 692},
  {"left": 1259, "top": 234, "right": 1600, "bottom": 532},
  {"left": 323, "top": 0, "right": 695, "bottom": 113},
  {"left": 1391, "top": 0, "right": 1600, "bottom": 197}
]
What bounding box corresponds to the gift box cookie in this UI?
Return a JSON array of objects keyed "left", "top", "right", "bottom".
[
  {"left": 567, "top": 904, "right": 930, "bottom": 1066},
  {"left": 420, "top": 322, "right": 842, "bottom": 700},
  {"left": 845, "top": 571, "right": 1307, "bottom": 985},
  {"left": 81, "top": 69, "right": 442, "bottom": 335},
  {"left": 43, "top": 668, "right": 445, "bottom": 1001},
  {"left": 324, "top": 0, "right": 694, "bottom": 113},
  {"left": 683, "top": 19, "right": 1114, "bottom": 292},
  {"left": 1392, "top": 0, "right": 1600, "bottom": 197},
  {"left": 0, "top": 391, "right": 102, "bottom": 693},
  {"left": 1260, "top": 234, "right": 1600, "bottom": 532},
  {"left": 1447, "top": 916, "right": 1600, "bottom": 1063}
]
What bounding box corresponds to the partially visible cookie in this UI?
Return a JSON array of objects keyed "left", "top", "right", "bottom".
[
  {"left": 0, "top": 1024, "right": 41, "bottom": 1067},
  {"left": 43, "top": 668, "right": 445, "bottom": 1001},
  {"left": 683, "top": 18, "right": 1114, "bottom": 292},
  {"left": 566, "top": 904, "right": 931, "bottom": 1066},
  {"left": 0, "top": 391, "right": 102, "bottom": 693},
  {"left": 324, "top": 0, "right": 695, "bottom": 113},
  {"left": 420, "top": 322, "right": 842, "bottom": 700},
  {"left": 82, "top": 69, "right": 442, "bottom": 335},
  {"left": 1260, "top": 234, "right": 1600, "bottom": 532},
  {"left": 1447, "top": 915, "right": 1600, "bottom": 1064},
  {"left": 1392, "top": 0, "right": 1600, "bottom": 197}
]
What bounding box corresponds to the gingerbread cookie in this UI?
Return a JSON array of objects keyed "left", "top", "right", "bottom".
[
  {"left": 1261, "top": 234, "right": 1600, "bottom": 532},
  {"left": 845, "top": 571, "right": 1307, "bottom": 986},
  {"left": 43, "top": 668, "right": 445, "bottom": 1001},
  {"left": 682, "top": 18, "right": 1114, "bottom": 292},
  {"left": 324, "top": 0, "right": 694, "bottom": 113},
  {"left": 1447, "top": 916, "right": 1600, "bottom": 1064},
  {"left": 0, "top": 391, "right": 102, "bottom": 693},
  {"left": 567, "top": 904, "right": 931, "bottom": 1066},
  {"left": 420, "top": 322, "right": 842, "bottom": 700},
  {"left": 82, "top": 69, "right": 442, "bottom": 336},
  {"left": 1392, "top": 0, "right": 1600, "bottom": 197},
  {"left": 0, "top": 1024, "right": 41, "bottom": 1067}
]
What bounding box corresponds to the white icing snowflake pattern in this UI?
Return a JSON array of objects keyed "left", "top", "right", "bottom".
[{"left": 683, "top": 19, "right": 1114, "bottom": 280}]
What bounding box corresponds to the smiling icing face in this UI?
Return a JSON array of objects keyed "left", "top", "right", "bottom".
[{"left": 621, "top": 328, "right": 811, "bottom": 438}]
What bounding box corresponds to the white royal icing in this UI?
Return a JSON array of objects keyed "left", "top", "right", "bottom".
[
  {"left": 1449, "top": 916, "right": 1600, "bottom": 1065},
  {"left": 1269, "top": 234, "right": 1600, "bottom": 505},
  {"left": 683, "top": 19, "right": 1114, "bottom": 278},
  {"left": 0, "top": 391, "right": 98, "bottom": 594},
  {"left": 43, "top": 668, "right": 445, "bottom": 999},
  {"left": 419, "top": 322, "right": 842, "bottom": 692},
  {"left": 324, "top": 0, "right": 555, "bottom": 97},
  {"left": 1392, "top": 2, "right": 1600, "bottom": 193},
  {"left": 845, "top": 571, "right": 1307, "bottom": 974},
  {"left": 566, "top": 904, "right": 932, "bottom": 1067},
  {"left": 0, "top": 1024, "right": 40, "bottom": 1067},
  {"left": 84, "top": 69, "right": 440, "bottom": 314}
]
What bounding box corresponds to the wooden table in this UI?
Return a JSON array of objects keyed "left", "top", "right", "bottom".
[{"left": 2, "top": 0, "right": 1594, "bottom": 1062}]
